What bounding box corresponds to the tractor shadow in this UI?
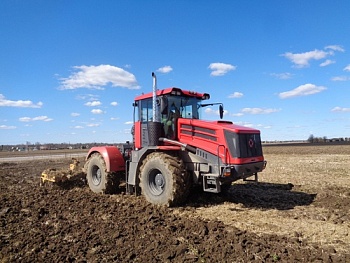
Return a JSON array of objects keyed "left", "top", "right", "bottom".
[{"left": 185, "top": 182, "right": 316, "bottom": 210}]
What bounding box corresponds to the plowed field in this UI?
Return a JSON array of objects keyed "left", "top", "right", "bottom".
[{"left": 1, "top": 144, "right": 350, "bottom": 262}]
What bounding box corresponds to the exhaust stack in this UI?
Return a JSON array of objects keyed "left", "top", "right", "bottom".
[
  {"left": 148, "top": 72, "right": 162, "bottom": 146},
  {"left": 151, "top": 72, "right": 160, "bottom": 122}
]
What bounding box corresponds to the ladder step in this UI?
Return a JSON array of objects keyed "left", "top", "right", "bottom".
[{"left": 202, "top": 175, "right": 220, "bottom": 193}]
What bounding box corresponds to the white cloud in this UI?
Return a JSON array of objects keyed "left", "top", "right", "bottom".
[
  {"left": 282, "top": 45, "right": 344, "bottom": 68},
  {"left": 319, "top": 59, "right": 335, "bottom": 67},
  {"left": 228, "top": 92, "right": 243, "bottom": 98},
  {"left": 344, "top": 64, "right": 350, "bottom": 72},
  {"left": 0, "top": 94, "right": 43, "bottom": 108},
  {"left": 279, "top": 83, "right": 326, "bottom": 99},
  {"left": 59, "top": 64, "right": 140, "bottom": 90},
  {"left": 20, "top": 117, "right": 33, "bottom": 122},
  {"left": 34, "top": 116, "right": 53, "bottom": 121},
  {"left": 282, "top": 49, "right": 328, "bottom": 68},
  {"left": 331, "top": 76, "right": 350, "bottom": 81},
  {"left": 124, "top": 121, "right": 133, "bottom": 125},
  {"left": 71, "top": 112, "right": 80, "bottom": 117},
  {"left": 76, "top": 94, "right": 99, "bottom": 101},
  {"left": 231, "top": 113, "right": 244, "bottom": 117},
  {"left": 241, "top": 108, "right": 280, "bottom": 115},
  {"left": 110, "top": 102, "right": 118, "bottom": 106},
  {"left": 19, "top": 116, "right": 53, "bottom": 122},
  {"left": 0, "top": 125, "right": 16, "bottom": 130},
  {"left": 110, "top": 117, "right": 119, "bottom": 120},
  {"left": 331, "top": 107, "right": 350, "bottom": 112},
  {"left": 204, "top": 108, "right": 228, "bottom": 116},
  {"left": 270, "top": 72, "right": 293, "bottom": 80},
  {"left": 86, "top": 123, "right": 100, "bottom": 127},
  {"left": 74, "top": 126, "right": 84, "bottom": 129},
  {"left": 325, "top": 45, "right": 345, "bottom": 52},
  {"left": 234, "top": 121, "right": 254, "bottom": 127},
  {"left": 156, "top": 66, "right": 173, "bottom": 74},
  {"left": 85, "top": 101, "right": 102, "bottom": 107},
  {"left": 91, "top": 109, "right": 104, "bottom": 114},
  {"left": 208, "top": 63, "right": 236, "bottom": 76}
]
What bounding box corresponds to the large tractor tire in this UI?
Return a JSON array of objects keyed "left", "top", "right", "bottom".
[
  {"left": 85, "top": 153, "right": 119, "bottom": 194},
  {"left": 139, "top": 152, "right": 191, "bottom": 206}
]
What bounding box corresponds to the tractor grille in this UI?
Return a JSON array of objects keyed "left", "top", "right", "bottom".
[{"left": 224, "top": 130, "right": 263, "bottom": 158}]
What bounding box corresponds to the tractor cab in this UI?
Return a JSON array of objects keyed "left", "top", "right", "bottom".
[{"left": 132, "top": 87, "right": 213, "bottom": 148}]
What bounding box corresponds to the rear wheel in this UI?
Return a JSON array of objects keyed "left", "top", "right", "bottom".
[
  {"left": 139, "top": 152, "right": 190, "bottom": 206},
  {"left": 86, "top": 153, "right": 119, "bottom": 194}
]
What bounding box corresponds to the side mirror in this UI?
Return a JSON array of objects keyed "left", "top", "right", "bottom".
[
  {"left": 160, "top": 96, "right": 168, "bottom": 114},
  {"left": 219, "top": 104, "right": 224, "bottom": 119}
]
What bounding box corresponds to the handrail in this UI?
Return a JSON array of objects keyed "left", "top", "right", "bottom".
[{"left": 216, "top": 144, "right": 226, "bottom": 173}]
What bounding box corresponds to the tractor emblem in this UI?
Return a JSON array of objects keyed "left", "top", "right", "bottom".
[{"left": 248, "top": 138, "right": 254, "bottom": 148}]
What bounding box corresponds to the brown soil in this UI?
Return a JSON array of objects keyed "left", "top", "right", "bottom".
[{"left": 1, "top": 145, "right": 350, "bottom": 262}]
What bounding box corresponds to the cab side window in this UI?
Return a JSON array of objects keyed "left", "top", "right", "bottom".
[
  {"left": 181, "top": 104, "right": 193, "bottom": 118},
  {"left": 140, "top": 99, "right": 153, "bottom": 123}
]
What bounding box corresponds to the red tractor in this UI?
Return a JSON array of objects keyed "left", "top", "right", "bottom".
[{"left": 84, "top": 73, "right": 266, "bottom": 206}]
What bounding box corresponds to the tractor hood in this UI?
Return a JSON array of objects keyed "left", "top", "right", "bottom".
[
  {"left": 195, "top": 120, "right": 260, "bottom": 134},
  {"left": 177, "top": 118, "right": 263, "bottom": 163}
]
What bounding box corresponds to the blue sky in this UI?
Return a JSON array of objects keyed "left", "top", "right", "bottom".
[{"left": 1, "top": 1, "right": 350, "bottom": 145}]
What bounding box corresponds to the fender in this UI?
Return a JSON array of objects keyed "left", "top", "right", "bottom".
[{"left": 86, "top": 146, "right": 125, "bottom": 172}]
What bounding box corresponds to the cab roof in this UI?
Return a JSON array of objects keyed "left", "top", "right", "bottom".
[{"left": 134, "top": 87, "right": 210, "bottom": 101}]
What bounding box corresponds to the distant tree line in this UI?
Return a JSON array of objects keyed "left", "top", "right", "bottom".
[
  {"left": 1, "top": 141, "right": 131, "bottom": 152},
  {"left": 1, "top": 142, "right": 110, "bottom": 152},
  {"left": 307, "top": 134, "right": 350, "bottom": 143}
]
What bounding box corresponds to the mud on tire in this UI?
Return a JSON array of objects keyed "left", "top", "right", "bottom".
[
  {"left": 139, "top": 152, "right": 191, "bottom": 207},
  {"left": 85, "top": 153, "right": 119, "bottom": 194}
]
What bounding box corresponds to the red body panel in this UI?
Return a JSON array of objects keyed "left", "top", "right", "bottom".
[
  {"left": 134, "top": 121, "right": 141, "bottom": 149},
  {"left": 86, "top": 146, "right": 125, "bottom": 172},
  {"left": 177, "top": 118, "right": 263, "bottom": 164}
]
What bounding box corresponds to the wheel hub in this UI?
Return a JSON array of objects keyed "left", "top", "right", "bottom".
[
  {"left": 92, "top": 166, "right": 101, "bottom": 186},
  {"left": 155, "top": 173, "right": 165, "bottom": 188},
  {"left": 149, "top": 170, "right": 165, "bottom": 196}
]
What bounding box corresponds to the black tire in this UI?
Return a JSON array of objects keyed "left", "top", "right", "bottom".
[
  {"left": 139, "top": 152, "right": 191, "bottom": 206},
  {"left": 86, "top": 153, "right": 119, "bottom": 194}
]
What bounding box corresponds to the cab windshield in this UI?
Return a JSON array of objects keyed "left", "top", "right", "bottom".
[
  {"left": 161, "top": 96, "right": 202, "bottom": 139},
  {"left": 166, "top": 96, "right": 201, "bottom": 119}
]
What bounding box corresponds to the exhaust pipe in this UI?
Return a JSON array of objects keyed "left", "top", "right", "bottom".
[
  {"left": 148, "top": 72, "right": 162, "bottom": 146},
  {"left": 151, "top": 72, "right": 160, "bottom": 122},
  {"left": 159, "top": 137, "right": 196, "bottom": 153}
]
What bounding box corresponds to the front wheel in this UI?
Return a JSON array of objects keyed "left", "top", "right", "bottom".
[
  {"left": 85, "top": 153, "right": 119, "bottom": 194},
  {"left": 139, "top": 152, "right": 190, "bottom": 206}
]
